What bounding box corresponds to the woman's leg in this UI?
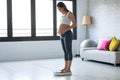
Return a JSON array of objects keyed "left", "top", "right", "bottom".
[
  {"left": 62, "top": 31, "right": 73, "bottom": 72},
  {"left": 60, "top": 36, "right": 68, "bottom": 71},
  {"left": 66, "top": 60, "right": 72, "bottom": 71}
]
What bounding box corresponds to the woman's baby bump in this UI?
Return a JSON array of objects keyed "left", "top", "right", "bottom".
[{"left": 58, "top": 24, "right": 70, "bottom": 35}]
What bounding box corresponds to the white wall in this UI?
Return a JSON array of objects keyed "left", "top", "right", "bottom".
[
  {"left": 76, "top": 0, "right": 87, "bottom": 54},
  {"left": 87, "top": 0, "right": 120, "bottom": 41},
  {"left": 0, "top": 0, "right": 87, "bottom": 61},
  {"left": 0, "top": 41, "right": 62, "bottom": 61},
  {"left": 0, "top": 40, "right": 78, "bottom": 61}
]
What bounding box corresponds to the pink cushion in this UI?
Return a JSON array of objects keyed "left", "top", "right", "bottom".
[{"left": 98, "top": 40, "right": 111, "bottom": 50}]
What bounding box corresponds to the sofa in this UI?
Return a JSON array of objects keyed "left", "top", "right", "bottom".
[{"left": 80, "top": 39, "right": 120, "bottom": 65}]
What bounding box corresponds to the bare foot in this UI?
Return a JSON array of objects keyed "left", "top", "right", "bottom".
[
  {"left": 60, "top": 68, "right": 66, "bottom": 72},
  {"left": 62, "top": 69, "right": 71, "bottom": 73}
]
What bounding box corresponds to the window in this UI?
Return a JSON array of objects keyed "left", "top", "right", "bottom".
[
  {"left": 12, "top": 0, "right": 31, "bottom": 37},
  {"left": 36, "top": 0, "right": 53, "bottom": 36},
  {"left": 0, "top": 0, "right": 7, "bottom": 37},
  {"left": 0, "top": 0, "right": 76, "bottom": 41}
]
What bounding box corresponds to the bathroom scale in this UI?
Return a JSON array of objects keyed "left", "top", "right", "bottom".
[{"left": 54, "top": 71, "right": 72, "bottom": 76}]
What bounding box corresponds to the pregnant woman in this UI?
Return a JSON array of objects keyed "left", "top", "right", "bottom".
[{"left": 57, "top": 2, "right": 76, "bottom": 73}]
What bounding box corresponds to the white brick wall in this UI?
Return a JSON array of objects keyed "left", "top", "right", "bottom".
[{"left": 87, "top": 0, "right": 120, "bottom": 41}]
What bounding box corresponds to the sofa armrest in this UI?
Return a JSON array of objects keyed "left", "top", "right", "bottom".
[
  {"left": 80, "top": 39, "right": 97, "bottom": 57},
  {"left": 80, "top": 39, "right": 97, "bottom": 48}
]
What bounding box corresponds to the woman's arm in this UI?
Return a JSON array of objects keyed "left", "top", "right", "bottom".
[{"left": 68, "top": 12, "right": 76, "bottom": 30}]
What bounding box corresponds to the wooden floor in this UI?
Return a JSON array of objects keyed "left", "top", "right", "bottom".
[{"left": 0, "top": 57, "right": 120, "bottom": 80}]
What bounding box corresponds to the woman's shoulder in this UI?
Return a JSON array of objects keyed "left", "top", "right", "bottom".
[
  {"left": 68, "top": 11, "right": 74, "bottom": 17},
  {"left": 68, "top": 11, "right": 72, "bottom": 14}
]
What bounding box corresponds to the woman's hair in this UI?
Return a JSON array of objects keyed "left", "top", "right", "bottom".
[{"left": 57, "top": 2, "right": 69, "bottom": 12}]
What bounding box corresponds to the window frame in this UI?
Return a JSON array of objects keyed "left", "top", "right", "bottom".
[{"left": 0, "top": 0, "right": 77, "bottom": 42}]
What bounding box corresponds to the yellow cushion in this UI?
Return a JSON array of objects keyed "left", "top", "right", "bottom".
[{"left": 109, "top": 37, "right": 119, "bottom": 51}]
